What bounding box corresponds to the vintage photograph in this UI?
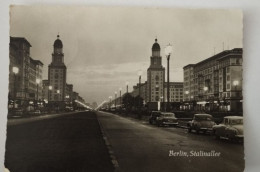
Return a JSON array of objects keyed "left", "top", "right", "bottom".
[{"left": 5, "top": 6, "right": 243, "bottom": 172}]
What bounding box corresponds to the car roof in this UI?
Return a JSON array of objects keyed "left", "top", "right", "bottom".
[
  {"left": 194, "top": 114, "right": 212, "bottom": 117},
  {"left": 224, "top": 116, "right": 243, "bottom": 119}
]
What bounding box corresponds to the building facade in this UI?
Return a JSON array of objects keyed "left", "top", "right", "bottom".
[
  {"left": 28, "top": 57, "right": 43, "bottom": 101},
  {"left": 163, "top": 82, "right": 183, "bottom": 103},
  {"left": 9, "top": 37, "right": 43, "bottom": 109},
  {"left": 9, "top": 37, "right": 31, "bottom": 104},
  {"left": 131, "top": 82, "right": 147, "bottom": 101},
  {"left": 65, "top": 83, "right": 73, "bottom": 103},
  {"left": 147, "top": 39, "right": 165, "bottom": 109},
  {"left": 183, "top": 64, "right": 195, "bottom": 102},
  {"left": 183, "top": 48, "right": 243, "bottom": 112},
  {"left": 48, "top": 35, "right": 67, "bottom": 102},
  {"left": 42, "top": 80, "right": 49, "bottom": 102}
]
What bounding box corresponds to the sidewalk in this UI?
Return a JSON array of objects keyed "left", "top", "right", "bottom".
[{"left": 7, "top": 111, "right": 79, "bottom": 126}]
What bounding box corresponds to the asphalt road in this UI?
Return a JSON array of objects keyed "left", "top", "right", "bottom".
[
  {"left": 5, "top": 111, "right": 114, "bottom": 172},
  {"left": 97, "top": 111, "right": 244, "bottom": 172}
]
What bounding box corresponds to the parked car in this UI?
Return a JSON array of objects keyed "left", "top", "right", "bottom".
[
  {"left": 187, "top": 114, "right": 215, "bottom": 133},
  {"left": 149, "top": 111, "right": 161, "bottom": 125},
  {"left": 213, "top": 116, "right": 243, "bottom": 141},
  {"left": 156, "top": 112, "right": 178, "bottom": 127}
]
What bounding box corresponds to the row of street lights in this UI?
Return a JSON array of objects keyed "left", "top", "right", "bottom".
[{"left": 108, "top": 81, "right": 129, "bottom": 110}]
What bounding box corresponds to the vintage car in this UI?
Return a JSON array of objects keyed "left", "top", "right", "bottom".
[
  {"left": 149, "top": 111, "right": 161, "bottom": 125},
  {"left": 213, "top": 116, "right": 243, "bottom": 141},
  {"left": 153, "top": 112, "right": 178, "bottom": 127},
  {"left": 187, "top": 114, "right": 215, "bottom": 133}
]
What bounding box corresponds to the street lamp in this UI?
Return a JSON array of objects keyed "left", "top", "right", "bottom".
[
  {"left": 233, "top": 80, "right": 239, "bottom": 96},
  {"left": 165, "top": 44, "right": 173, "bottom": 112},
  {"left": 48, "top": 85, "right": 52, "bottom": 102},
  {"left": 138, "top": 70, "right": 142, "bottom": 115},
  {"left": 12, "top": 67, "right": 19, "bottom": 109},
  {"left": 126, "top": 81, "right": 129, "bottom": 93},
  {"left": 138, "top": 70, "right": 142, "bottom": 104},
  {"left": 35, "top": 78, "right": 40, "bottom": 109},
  {"left": 115, "top": 91, "right": 117, "bottom": 111},
  {"left": 119, "top": 88, "right": 122, "bottom": 107},
  {"left": 185, "top": 91, "right": 189, "bottom": 110},
  {"left": 203, "top": 86, "right": 208, "bottom": 98},
  {"left": 109, "top": 96, "right": 112, "bottom": 110},
  {"left": 36, "top": 78, "right": 40, "bottom": 101},
  {"left": 160, "top": 96, "right": 164, "bottom": 111},
  {"left": 233, "top": 80, "right": 239, "bottom": 87},
  {"left": 185, "top": 90, "right": 189, "bottom": 100}
]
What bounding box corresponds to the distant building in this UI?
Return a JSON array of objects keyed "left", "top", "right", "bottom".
[
  {"left": 48, "top": 35, "right": 67, "bottom": 102},
  {"left": 72, "top": 91, "right": 79, "bottom": 101},
  {"left": 131, "top": 81, "right": 147, "bottom": 101},
  {"left": 183, "top": 48, "right": 243, "bottom": 112}
]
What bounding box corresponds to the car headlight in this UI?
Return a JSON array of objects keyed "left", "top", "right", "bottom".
[{"left": 157, "top": 117, "right": 162, "bottom": 120}]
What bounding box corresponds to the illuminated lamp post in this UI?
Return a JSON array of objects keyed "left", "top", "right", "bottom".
[
  {"left": 12, "top": 67, "right": 19, "bottom": 110},
  {"left": 115, "top": 91, "right": 117, "bottom": 111},
  {"left": 164, "top": 44, "right": 173, "bottom": 112}
]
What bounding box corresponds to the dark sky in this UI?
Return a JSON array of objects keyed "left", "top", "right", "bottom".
[{"left": 10, "top": 6, "right": 242, "bottom": 105}]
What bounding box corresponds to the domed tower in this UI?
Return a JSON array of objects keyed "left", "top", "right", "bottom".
[
  {"left": 147, "top": 39, "right": 165, "bottom": 108},
  {"left": 48, "top": 35, "right": 67, "bottom": 102},
  {"left": 152, "top": 38, "right": 160, "bottom": 56},
  {"left": 52, "top": 35, "right": 64, "bottom": 64}
]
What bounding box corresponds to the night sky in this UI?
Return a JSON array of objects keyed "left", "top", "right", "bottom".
[{"left": 10, "top": 6, "right": 242, "bottom": 104}]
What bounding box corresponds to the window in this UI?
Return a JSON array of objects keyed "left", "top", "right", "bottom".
[
  {"left": 236, "top": 59, "right": 240, "bottom": 64},
  {"left": 226, "top": 67, "right": 230, "bottom": 73},
  {"left": 227, "top": 75, "right": 230, "bottom": 81},
  {"left": 227, "top": 83, "right": 230, "bottom": 89}
]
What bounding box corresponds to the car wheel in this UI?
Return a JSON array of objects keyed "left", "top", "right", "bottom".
[
  {"left": 188, "top": 128, "right": 192, "bottom": 133},
  {"left": 196, "top": 129, "right": 200, "bottom": 134}
]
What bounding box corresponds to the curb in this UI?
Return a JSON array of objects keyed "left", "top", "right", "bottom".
[{"left": 96, "top": 113, "right": 120, "bottom": 172}]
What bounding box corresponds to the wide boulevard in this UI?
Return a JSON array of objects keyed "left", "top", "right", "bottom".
[{"left": 5, "top": 111, "right": 244, "bottom": 172}]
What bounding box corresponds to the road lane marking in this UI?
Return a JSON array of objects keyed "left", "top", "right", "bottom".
[{"left": 96, "top": 113, "right": 120, "bottom": 172}]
